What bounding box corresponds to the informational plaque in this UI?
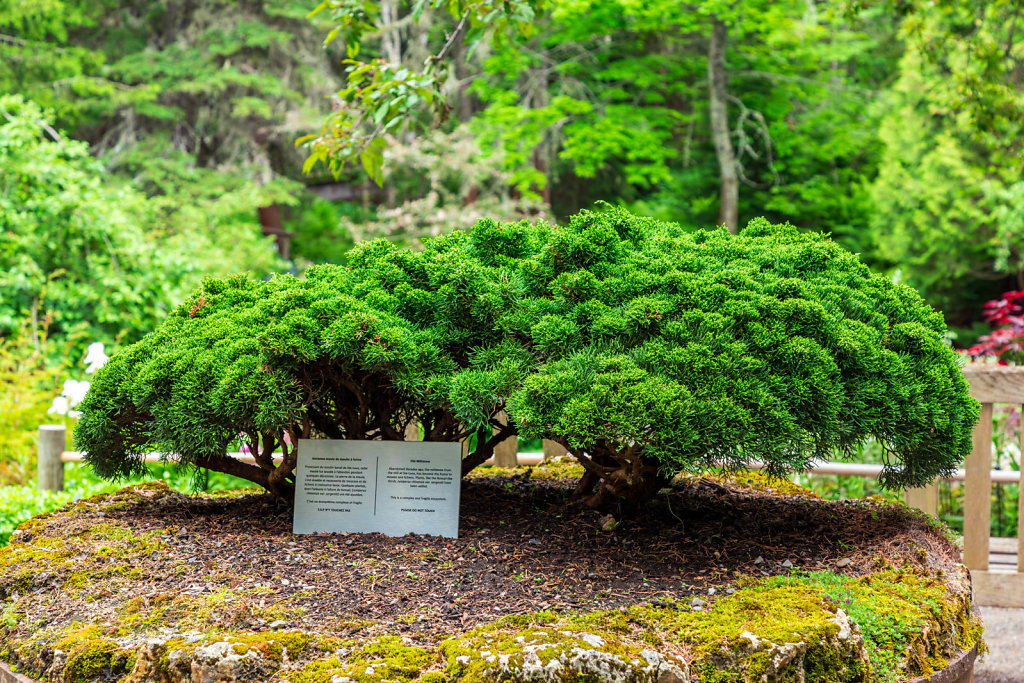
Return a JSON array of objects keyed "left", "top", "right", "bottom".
[{"left": 292, "top": 439, "right": 462, "bottom": 538}]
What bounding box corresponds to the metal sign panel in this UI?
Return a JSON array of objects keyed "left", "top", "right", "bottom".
[{"left": 293, "top": 439, "right": 461, "bottom": 538}]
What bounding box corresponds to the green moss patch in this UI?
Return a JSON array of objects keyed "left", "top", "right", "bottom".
[
  {"left": 0, "top": 519, "right": 168, "bottom": 602},
  {"left": 759, "top": 570, "right": 984, "bottom": 681},
  {"left": 432, "top": 568, "right": 981, "bottom": 683},
  {"left": 663, "top": 470, "right": 821, "bottom": 500},
  {"left": 55, "top": 626, "right": 136, "bottom": 683},
  {"left": 288, "top": 636, "right": 434, "bottom": 682},
  {"left": 464, "top": 457, "right": 587, "bottom": 481}
]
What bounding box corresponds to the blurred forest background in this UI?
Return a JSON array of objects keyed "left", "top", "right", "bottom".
[{"left": 1, "top": 0, "right": 1022, "bottom": 532}]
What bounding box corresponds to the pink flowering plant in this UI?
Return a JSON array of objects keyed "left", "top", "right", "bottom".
[{"left": 967, "top": 290, "right": 1024, "bottom": 364}]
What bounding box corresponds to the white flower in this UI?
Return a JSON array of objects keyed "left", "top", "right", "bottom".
[
  {"left": 84, "top": 342, "right": 109, "bottom": 374},
  {"left": 48, "top": 396, "right": 69, "bottom": 416},
  {"left": 62, "top": 379, "right": 91, "bottom": 407}
]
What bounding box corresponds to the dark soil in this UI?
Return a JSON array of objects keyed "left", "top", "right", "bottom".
[{"left": 11, "top": 468, "right": 960, "bottom": 639}]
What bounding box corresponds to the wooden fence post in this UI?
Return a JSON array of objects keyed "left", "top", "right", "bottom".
[
  {"left": 963, "top": 402, "right": 993, "bottom": 571},
  {"left": 1017, "top": 463, "right": 1024, "bottom": 574},
  {"left": 904, "top": 482, "right": 939, "bottom": 518},
  {"left": 492, "top": 411, "right": 518, "bottom": 468},
  {"left": 1019, "top": 413, "right": 1024, "bottom": 573},
  {"left": 37, "top": 425, "right": 66, "bottom": 492},
  {"left": 542, "top": 440, "right": 567, "bottom": 461}
]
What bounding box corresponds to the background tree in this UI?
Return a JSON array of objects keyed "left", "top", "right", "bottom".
[
  {"left": 1, "top": 0, "right": 341, "bottom": 179},
  {"left": 306, "top": 0, "right": 896, "bottom": 239},
  {"left": 0, "top": 96, "right": 284, "bottom": 351},
  {"left": 868, "top": 0, "right": 1024, "bottom": 323},
  {"left": 0, "top": 0, "right": 353, "bottom": 275}
]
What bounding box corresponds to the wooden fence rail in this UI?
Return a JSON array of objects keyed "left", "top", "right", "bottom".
[
  {"left": 35, "top": 426, "right": 563, "bottom": 491},
  {"left": 38, "top": 433, "right": 1018, "bottom": 491}
]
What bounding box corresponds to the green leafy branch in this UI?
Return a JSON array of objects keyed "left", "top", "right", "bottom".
[
  {"left": 298, "top": 59, "right": 440, "bottom": 184},
  {"left": 300, "top": 0, "right": 541, "bottom": 184}
]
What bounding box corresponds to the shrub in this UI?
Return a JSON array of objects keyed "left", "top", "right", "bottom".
[
  {"left": 284, "top": 193, "right": 359, "bottom": 265},
  {"left": 0, "top": 95, "right": 287, "bottom": 351},
  {"left": 508, "top": 211, "right": 979, "bottom": 508},
  {"left": 966, "top": 289, "right": 1024, "bottom": 364},
  {"left": 77, "top": 210, "right": 978, "bottom": 512},
  {"left": 75, "top": 227, "right": 542, "bottom": 500}
]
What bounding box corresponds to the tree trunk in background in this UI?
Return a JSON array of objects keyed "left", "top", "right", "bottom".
[
  {"left": 708, "top": 17, "right": 738, "bottom": 234},
  {"left": 454, "top": 39, "right": 475, "bottom": 122},
  {"left": 379, "top": 0, "right": 401, "bottom": 64},
  {"left": 527, "top": 39, "right": 552, "bottom": 205},
  {"left": 543, "top": 439, "right": 567, "bottom": 461},
  {"left": 257, "top": 204, "right": 292, "bottom": 259}
]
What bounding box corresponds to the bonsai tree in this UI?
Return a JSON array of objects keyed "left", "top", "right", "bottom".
[
  {"left": 507, "top": 210, "right": 979, "bottom": 509},
  {"left": 74, "top": 222, "right": 545, "bottom": 498},
  {"left": 77, "top": 208, "right": 978, "bottom": 513}
]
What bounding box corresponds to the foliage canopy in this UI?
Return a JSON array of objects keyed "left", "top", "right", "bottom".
[
  {"left": 77, "top": 209, "right": 977, "bottom": 510},
  {"left": 507, "top": 210, "right": 978, "bottom": 506},
  {"left": 4, "top": 0, "right": 1021, "bottom": 322}
]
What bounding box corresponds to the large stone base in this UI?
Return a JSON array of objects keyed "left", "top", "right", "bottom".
[{"left": 907, "top": 644, "right": 978, "bottom": 683}]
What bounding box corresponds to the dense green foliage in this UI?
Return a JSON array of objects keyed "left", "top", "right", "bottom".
[
  {"left": 870, "top": 1, "right": 1024, "bottom": 320},
  {"left": 77, "top": 209, "right": 977, "bottom": 510},
  {"left": 3, "top": 0, "right": 1021, "bottom": 323},
  {"left": 1, "top": 95, "right": 166, "bottom": 343},
  {"left": 0, "top": 0, "right": 342, "bottom": 351},
  {"left": 285, "top": 194, "right": 360, "bottom": 265},
  {"left": 0, "top": 96, "right": 285, "bottom": 349},
  {"left": 74, "top": 242, "right": 528, "bottom": 498},
  {"left": 0, "top": 0, "right": 340, "bottom": 177},
  {"left": 467, "top": 1, "right": 892, "bottom": 233},
  {"left": 506, "top": 211, "right": 978, "bottom": 506}
]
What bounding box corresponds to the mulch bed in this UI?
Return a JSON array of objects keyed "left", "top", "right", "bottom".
[{"left": 7, "top": 468, "right": 960, "bottom": 641}]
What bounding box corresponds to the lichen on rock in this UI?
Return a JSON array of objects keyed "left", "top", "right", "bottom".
[{"left": 439, "top": 625, "right": 688, "bottom": 682}]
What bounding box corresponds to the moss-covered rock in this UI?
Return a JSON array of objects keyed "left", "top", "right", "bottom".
[
  {"left": 0, "top": 483, "right": 983, "bottom": 682},
  {"left": 57, "top": 627, "right": 136, "bottom": 682},
  {"left": 428, "top": 564, "right": 981, "bottom": 683}
]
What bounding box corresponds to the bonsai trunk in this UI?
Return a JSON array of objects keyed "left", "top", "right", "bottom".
[
  {"left": 197, "top": 454, "right": 295, "bottom": 504},
  {"left": 562, "top": 442, "right": 668, "bottom": 512},
  {"left": 581, "top": 462, "right": 668, "bottom": 512}
]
